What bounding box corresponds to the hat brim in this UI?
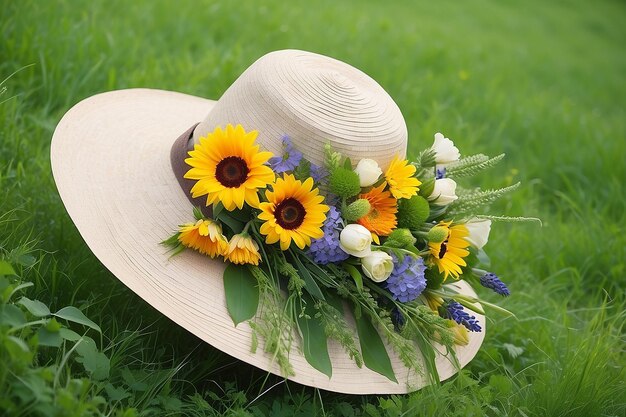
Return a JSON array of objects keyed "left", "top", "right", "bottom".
[{"left": 51, "top": 88, "right": 485, "bottom": 394}]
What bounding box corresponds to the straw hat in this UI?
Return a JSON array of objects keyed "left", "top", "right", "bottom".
[{"left": 51, "top": 49, "right": 484, "bottom": 394}]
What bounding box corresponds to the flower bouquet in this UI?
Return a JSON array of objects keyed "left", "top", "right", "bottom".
[{"left": 164, "top": 123, "right": 532, "bottom": 383}]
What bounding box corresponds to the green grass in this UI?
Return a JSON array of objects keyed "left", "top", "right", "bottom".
[{"left": 1, "top": 0, "right": 625, "bottom": 415}]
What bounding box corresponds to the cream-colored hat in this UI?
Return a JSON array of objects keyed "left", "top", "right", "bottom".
[{"left": 51, "top": 49, "right": 484, "bottom": 394}]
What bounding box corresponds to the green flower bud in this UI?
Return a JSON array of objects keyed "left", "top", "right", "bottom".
[
  {"left": 385, "top": 228, "right": 416, "bottom": 248},
  {"left": 397, "top": 195, "right": 430, "bottom": 229},
  {"left": 343, "top": 198, "right": 371, "bottom": 221},
  {"left": 418, "top": 177, "right": 435, "bottom": 198},
  {"left": 427, "top": 225, "right": 449, "bottom": 243},
  {"left": 324, "top": 143, "right": 342, "bottom": 170},
  {"left": 329, "top": 167, "right": 361, "bottom": 198}
]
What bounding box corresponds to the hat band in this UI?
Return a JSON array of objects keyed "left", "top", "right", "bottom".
[{"left": 170, "top": 123, "right": 212, "bottom": 217}]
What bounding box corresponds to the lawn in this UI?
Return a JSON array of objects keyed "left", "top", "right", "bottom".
[{"left": 1, "top": 0, "right": 625, "bottom": 416}]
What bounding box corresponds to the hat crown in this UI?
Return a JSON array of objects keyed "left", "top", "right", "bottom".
[{"left": 194, "top": 50, "right": 407, "bottom": 168}]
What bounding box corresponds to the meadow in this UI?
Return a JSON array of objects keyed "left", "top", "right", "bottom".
[{"left": 1, "top": 0, "right": 624, "bottom": 416}]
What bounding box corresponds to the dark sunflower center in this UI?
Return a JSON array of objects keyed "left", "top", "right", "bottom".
[
  {"left": 215, "top": 156, "right": 249, "bottom": 188},
  {"left": 438, "top": 230, "right": 452, "bottom": 259},
  {"left": 275, "top": 198, "right": 306, "bottom": 230},
  {"left": 438, "top": 241, "right": 448, "bottom": 259}
]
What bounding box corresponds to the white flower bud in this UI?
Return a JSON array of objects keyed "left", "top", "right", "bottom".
[
  {"left": 428, "top": 178, "right": 458, "bottom": 205},
  {"left": 361, "top": 251, "right": 394, "bottom": 282},
  {"left": 464, "top": 218, "right": 492, "bottom": 249},
  {"left": 432, "top": 132, "right": 460, "bottom": 164},
  {"left": 354, "top": 158, "right": 383, "bottom": 187},
  {"left": 339, "top": 224, "right": 372, "bottom": 258}
]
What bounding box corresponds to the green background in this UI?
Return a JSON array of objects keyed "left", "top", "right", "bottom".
[{"left": 1, "top": 0, "right": 624, "bottom": 416}]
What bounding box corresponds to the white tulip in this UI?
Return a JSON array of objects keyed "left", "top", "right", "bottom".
[
  {"left": 432, "top": 132, "right": 460, "bottom": 164},
  {"left": 464, "top": 218, "right": 492, "bottom": 249},
  {"left": 339, "top": 224, "right": 372, "bottom": 258},
  {"left": 361, "top": 251, "right": 394, "bottom": 282},
  {"left": 428, "top": 178, "right": 458, "bottom": 205},
  {"left": 354, "top": 158, "right": 383, "bottom": 187}
]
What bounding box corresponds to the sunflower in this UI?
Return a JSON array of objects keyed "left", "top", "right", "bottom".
[
  {"left": 178, "top": 219, "right": 229, "bottom": 258},
  {"left": 258, "top": 174, "right": 329, "bottom": 250},
  {"left": 226, "top": 233, "right": 262, "bottom": 265},
  {"left": 184, "top": 124, "right": 275, "bottom": 211},
  {"left": 384, "top": 156, "right": 421, "bottom": 199},
  {"left": 356, "top": 183, "right": 397, "bottom": 241},
  {"left": 428, "top": 221, "right": 470, "bottom": 280}
]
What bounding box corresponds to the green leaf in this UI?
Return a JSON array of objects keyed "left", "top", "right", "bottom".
[
  {"left": 45, "top": 317, "right": 62, "bottom": 332},
  {"left": 489, "top": 374, "right": 513, "bottom": 395},
  {"left": 193, "top": 206, "right": 204, "bottom": 220},
  {"left": 412, "top": 326, "right": 440, "bottom": 385},
  {"left": 223, "top": 264, "right": 259, "bottom": 326},
  {"left": 75, "top": 336, "right": 110, "bottom": 380},
  {"left": 405, "top": 245, "right": 420, "bottom": 256},
  {"left": 6, "top": 335, "right": 30, "bottom": 354},
  {"left": 343, "top": 264, "right": 363, "bottom": 292},
  {"left": 161, "top": 232, "right": 181, "bottom": 249},
  {"left": 59, "top": 328, "right": 82, "bottom": 342},
  {"left": 324, "top": 292, "right": 345, "bottom": 316},
  {"left": 343, "top": 157, "right": 353, "bottom": 169},
  {"left": 5, "top": 282, "right": 33, "bottom": 302},
  {"left": 0, "top": 260, "right": 16, "bottom": 276},
  {"left": 216, "top": 211, "right": 245, "bottom": 234},
  {"left": 18, "top": 297, "right": 51, "bottom": 317},
  {"left": 5, "top": 336, "right": 32, "bottom": 364},
  {"left": 418, "top": 177, "right": 435, "bottom": 198},
  {"left": 54, "top": 306, "right": 101, "bottom": 333},
  {"left": 0, "top": 277, "right": 9, "bottom": 292},
  {"left": 355, "top": 314, "right": 397, "bottom": 383},
  {"left": 1, "top": 304, "right": 26, "bottom": 327},
  {"left": 425, "top": 267, "right": 445, "bottom": 290},
  {"left": 105, "top": 383, "right": 132, "bottom": 402},
  {"left": 476, "top": 249, "right": 491, "bottom": 267},
  {"left": 292, "top": 253, "right": 325, "bottom": 301},
  {"left": 121, "top": 367, "right": 148, "bottom": 391},
  {"left": 212, "top": 202, "right": 224, "bottom": 219},
  {"left": 37, "top": 327, "right": 63, "bottom": 347},
  {"left": 228, "top": 206, "right": 253, "bottom": 222},
  {"left": 15, "top": 254, "right": 36, "bottom": 267},
  {"left": 296, "top": 296, "right": 332, "bottom": 378}
]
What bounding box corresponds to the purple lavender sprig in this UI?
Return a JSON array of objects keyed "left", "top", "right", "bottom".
[
  {"left": 479, "top": 272, "right": 510, "bottom": 296},
  {"left": 444, "top": 301, "right": 482, "bottom": 332}
]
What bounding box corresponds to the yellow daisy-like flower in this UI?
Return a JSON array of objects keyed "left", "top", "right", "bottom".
[
  {"left": 384, "top": 156, "right": 421, "bottom": 199},
  {"left": 423, "top": 292, "right": 444, "bottom": 312},
  {"left": 258, "top": 174, "right": 329, "bottom": 251},
  {"left": 178, "top": 219, "right": 228, "bottom": 258},
  {"left": 428, "top": 221, "right": 470, "bottom": 280},
  {"left": 357, "top": 183, "right": 398, "bottom": 239},
  {"left": 184, "top": 124, "right": 275, "bottom": 211},
  {"left": 226, "top": 233, "right": 262, "bottom": 265}
]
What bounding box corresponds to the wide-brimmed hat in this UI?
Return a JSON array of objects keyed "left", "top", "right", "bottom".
[{"left": 51, "top": 49, "right": 484, "bottom": 394}]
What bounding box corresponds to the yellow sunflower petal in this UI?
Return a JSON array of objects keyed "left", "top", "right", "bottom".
[
  {"left": 183, "top": 124, "right": 275, "bottom": 211},
  {"left": 178, "top": 219, "right": 227, "bottom": 258},
  {"left": 429, "top": 221, "right": 471, "bottom": 281}
]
